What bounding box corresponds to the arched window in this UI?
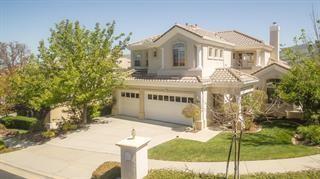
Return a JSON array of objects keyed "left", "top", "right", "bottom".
[
  {"left": 266, "top": 79, "right": 281, "bottom": 103},
  {"left": 173, "top": 43, "right": 185, "bottom": 66}
]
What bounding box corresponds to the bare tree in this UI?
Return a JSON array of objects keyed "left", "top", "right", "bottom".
[
  {"left": 208, "top": 90, "right": 280, "bottom": 179},
  {"left": 0, "top": 41, "right": 31, "bottom": 74},
  {"left": 311, "top": 5, "right": 320, "bottom": 41}
]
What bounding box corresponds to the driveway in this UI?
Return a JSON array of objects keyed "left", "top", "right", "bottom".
[{"left": 0, "top": 117, "right": 185, "bottom": 179}]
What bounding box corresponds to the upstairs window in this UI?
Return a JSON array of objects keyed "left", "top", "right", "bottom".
[
  {"left": 208, "top": 47, "right": 214, "bottom": 58},
  {"left": 220, "top": 49, "right": 224, "bottom": 58},
  {"left": 173, "top": 43, "right": 185, "bottom": 66},
  {"left": 215, "top": 49, "right": 219, "bottom": 57},
  {"left": 153, "top": 50, "right": 157, "bottom": 57},
  {"left": 134, "top": 53, "right": 141, "bottom": 66}
]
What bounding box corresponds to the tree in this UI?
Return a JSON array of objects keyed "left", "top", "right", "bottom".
[
  {"left": 0, "top": 42, "right": 31, "bottom": 116},
  {"left": 277, "top": 58, "right": 320, "bottom": 123},
  {"left": 38, "top": 20, "right": 130, "bottom": 123},
  {"left": 9, "top": 58, "right": 58, "bottom": 122},
  {"left": 278, "top": 11, "right": 320, "bottom": 123}
]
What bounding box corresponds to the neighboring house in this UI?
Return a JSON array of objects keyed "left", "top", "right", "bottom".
[
  {"left": 117, "top": 54, "right": 131, "bottom": 69},
  {"left": 111, "top": 22, "right": 291, "bottom": 129}
]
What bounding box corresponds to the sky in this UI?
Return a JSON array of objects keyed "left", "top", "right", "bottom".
[{"left": 0, "top": 0, "right": 319, "bottom": 54}]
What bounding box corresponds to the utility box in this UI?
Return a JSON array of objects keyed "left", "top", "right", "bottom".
[{"left": 116, "top": 136, "right": 151, "bottom": 179}]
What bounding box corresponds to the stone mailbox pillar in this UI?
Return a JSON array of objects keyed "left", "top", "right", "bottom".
[{"left": 116, "top": 136, "right": 151, "bottom": 179}]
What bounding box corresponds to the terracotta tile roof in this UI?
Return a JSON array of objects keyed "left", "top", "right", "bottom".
[
  {"left": 210, "top": 68, "right": 258, "bottom": 83},
  {"left": 251, "top": 62, "right": 290, "bottom": 75},
  {"left": 172, "top": 24, "right": 228, "bottom": 43},
  {"left": 216, "top": 30, "right": 271, "bottom": 49},
  {"left": 130, "top": 35, "right": 160, "bottom": 46},
  {"left": 130, "top": 24, "right": 272, "bottom": 49}
]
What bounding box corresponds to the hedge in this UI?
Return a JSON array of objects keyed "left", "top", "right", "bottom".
[
  {"left": 297, "top": 125, "right": 320, "bottom": 145},
  {"left": 0, "top": 116, "right": 38, "bottom": 130}
]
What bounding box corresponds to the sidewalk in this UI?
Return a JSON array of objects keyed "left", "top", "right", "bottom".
[{"left": 149, "top": 154, "right": 320, "bottom": 175}]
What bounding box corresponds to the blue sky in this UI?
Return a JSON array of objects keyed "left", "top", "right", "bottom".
[{"left": 0, "top": 0, "right": 319, "bottom": 54}]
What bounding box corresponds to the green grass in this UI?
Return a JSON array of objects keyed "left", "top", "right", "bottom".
[
  {"left": 0, "top": 139, "right": 5, "bottom": 150},
  {"left": 149, "top": 120, "right": 320, "bottom": 162},
  {"left": 145, "top": 169, "right": 320, "bottom": 179}
]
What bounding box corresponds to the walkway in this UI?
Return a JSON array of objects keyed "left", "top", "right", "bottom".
[{"left": 149, "top": 154, "right": 320, "bottom": 175}]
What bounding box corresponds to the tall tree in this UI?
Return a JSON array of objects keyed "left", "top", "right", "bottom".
[
  {"left": 38, "top": 20, "right": 130, "bottom": 123},
  {"left": 0, "top": 42, "right": 31, "bottom": 74},
  {"left": 278, "top": 12, "right": 320, "bottom": 123},
  {"left": 0, "top": 42, "right": 31, "bottom": 116}
]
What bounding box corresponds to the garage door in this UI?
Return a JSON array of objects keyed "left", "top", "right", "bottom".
[
  {"left": 145, "top": 91, "right": 193, "bottom": 126},
  {"left": 118, "top": 90, "right": 140, "bottom": 117}
]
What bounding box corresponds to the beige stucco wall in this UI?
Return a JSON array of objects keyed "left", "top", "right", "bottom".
[
  {"left": 131, "top": 49, "right": 149, "bottom": 69},
  {"left": 202, "top": 46, "right": 232, "bottom": 78}
]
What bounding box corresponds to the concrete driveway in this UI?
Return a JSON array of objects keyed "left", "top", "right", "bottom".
[{"left": 0, "top": 117, "right": 185, "bottom": 179}]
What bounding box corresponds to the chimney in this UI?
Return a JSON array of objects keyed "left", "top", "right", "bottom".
[{"left": 269, "top": 22, "right": 280, "bottom": 61}]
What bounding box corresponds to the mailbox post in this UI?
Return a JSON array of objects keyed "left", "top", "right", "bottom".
[{"left": 116, "top": 136, "right": 151, "bottom": 179}]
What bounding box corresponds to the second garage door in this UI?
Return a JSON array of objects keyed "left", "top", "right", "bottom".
[{"left": 145, "top": 91, "right": 194, "bottom": 126}]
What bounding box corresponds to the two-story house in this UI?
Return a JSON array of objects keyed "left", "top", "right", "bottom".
[{"left": 112, "top": 22, "right": 290, "bottom": 129}]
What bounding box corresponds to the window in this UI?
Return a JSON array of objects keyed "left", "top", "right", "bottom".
[
  {"left": 121, "top": 92, "right": 125, "bottom": 97},
  {"left": 146, "top": 52, "right": 148, "bottom": 67},
  {"left": 220, "top": 49, "right": 224, "bottom": 58},
  {"left": 148, "top": 94, "right": 152, "bottom": 100},
  {"left": 153, "top": 95, "right": 158, "bottom": 100},
  {"left": 181, "top": 97, "right": 187, "bottom": 103},
  {"left": 134, "top": 53, "right": 141, "bottom": 66},
  {"left": 164, "top": 95, "right": 169, "bottom": 101},
  {"left": 153, "top": 50, "right": 157, "bottom": 57},
  {"left": 170, "top": 96, "right": 175, "bottom": 102},
  {"left": 215, "top": 49, "right": 219, "bottom": 57},
  {"left": 175, "top": 96, "right": 181, "bottom": 102},
  {"left": 135, "top": 93, "right": 139, "bottom": 98},
  {"left": 208, "top": 47, "right": 213, "bottom": 58},
  {"left": 130, "top": 93, "right": 135, "bottom": 98},
  {"left": 188, "top": 97, "right": 194, "bottom": 103},
  {"left": 233, "top": 53, "right": 236, "bottom": 59},
  {"left": 173, "top": 43, "right": 185, "bottom": 66},
  {"left": 158, "top": 95, "right": 163, "bottom": 101},
  {"left": 126, "top": 92, "right": 130, "bottom": 97}
]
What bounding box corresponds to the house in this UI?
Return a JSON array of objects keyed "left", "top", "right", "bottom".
[{"left": 112, "top": 22, "right": 291, "bottom": 129}]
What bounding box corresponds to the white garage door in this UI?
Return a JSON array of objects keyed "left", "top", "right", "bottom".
[
  {"left": 118, "top": 90, "right": 140, "bottom": 118},
  {"left": 145, "top": 91, "right": 194, "bottom": 126}
]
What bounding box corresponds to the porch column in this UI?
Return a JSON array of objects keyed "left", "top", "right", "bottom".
[
  {"left": 196, "top": 89, "right": 207, "bottom": 129},
  {"left": 138, "top": 89, "right": 145, "bottom": 120},
  {"left": 196, "top": 44, "right": 202, "bottom": 69},
  {"left": 256, "top": 50, "right": 261, "bottom": 67},
  {"left": 161, "top": 48, "right": 164, "bottom": 69}
]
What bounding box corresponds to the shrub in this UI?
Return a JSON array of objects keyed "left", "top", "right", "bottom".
[
  {"left": 0, "top": 140, "right": 5, "bottom": 150},
  {"left": 91, "top": 161, "right": 120, "bottom": 179},
  {"left": 297, "top": 125, "right": 320, "bottom": 145},
  {"left": 0, "top": 116, "right": 37, "bottom": 130},
  {"left": 88, "top": 104, "right": 102, "bottom": 120},
  {"left": 41, "top": 130, "right": 56, "bottom": 139},
  {"left": 61, "top": 122, "right": 78, "bottom": 132}
]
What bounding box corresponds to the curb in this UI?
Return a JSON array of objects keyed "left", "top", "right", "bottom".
[{"left": 0, "top": 160, "right": 63, "bottom": 179}]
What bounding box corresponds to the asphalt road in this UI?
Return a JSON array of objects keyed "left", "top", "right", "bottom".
[{"left": 0, "top": 169, "right": 24, "bottom": 179}]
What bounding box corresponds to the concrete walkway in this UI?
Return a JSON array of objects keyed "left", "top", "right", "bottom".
[{"left": 149, "top": 154, "right": 320, "bottom": 175}]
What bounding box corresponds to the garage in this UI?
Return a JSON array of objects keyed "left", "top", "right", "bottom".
[
  {"left": 118, "top": 90, "right": 140, "bottom": 117},
  {"left": 144, "top": 91, "right": 194, "bottom": 126}
]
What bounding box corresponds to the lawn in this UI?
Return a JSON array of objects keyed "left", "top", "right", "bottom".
[
  {"left": 145, "top": 169, "right": 320, "bottom": 179},
  {"left": 149, "top": 120, "right": 320, "bottom": 162}
]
